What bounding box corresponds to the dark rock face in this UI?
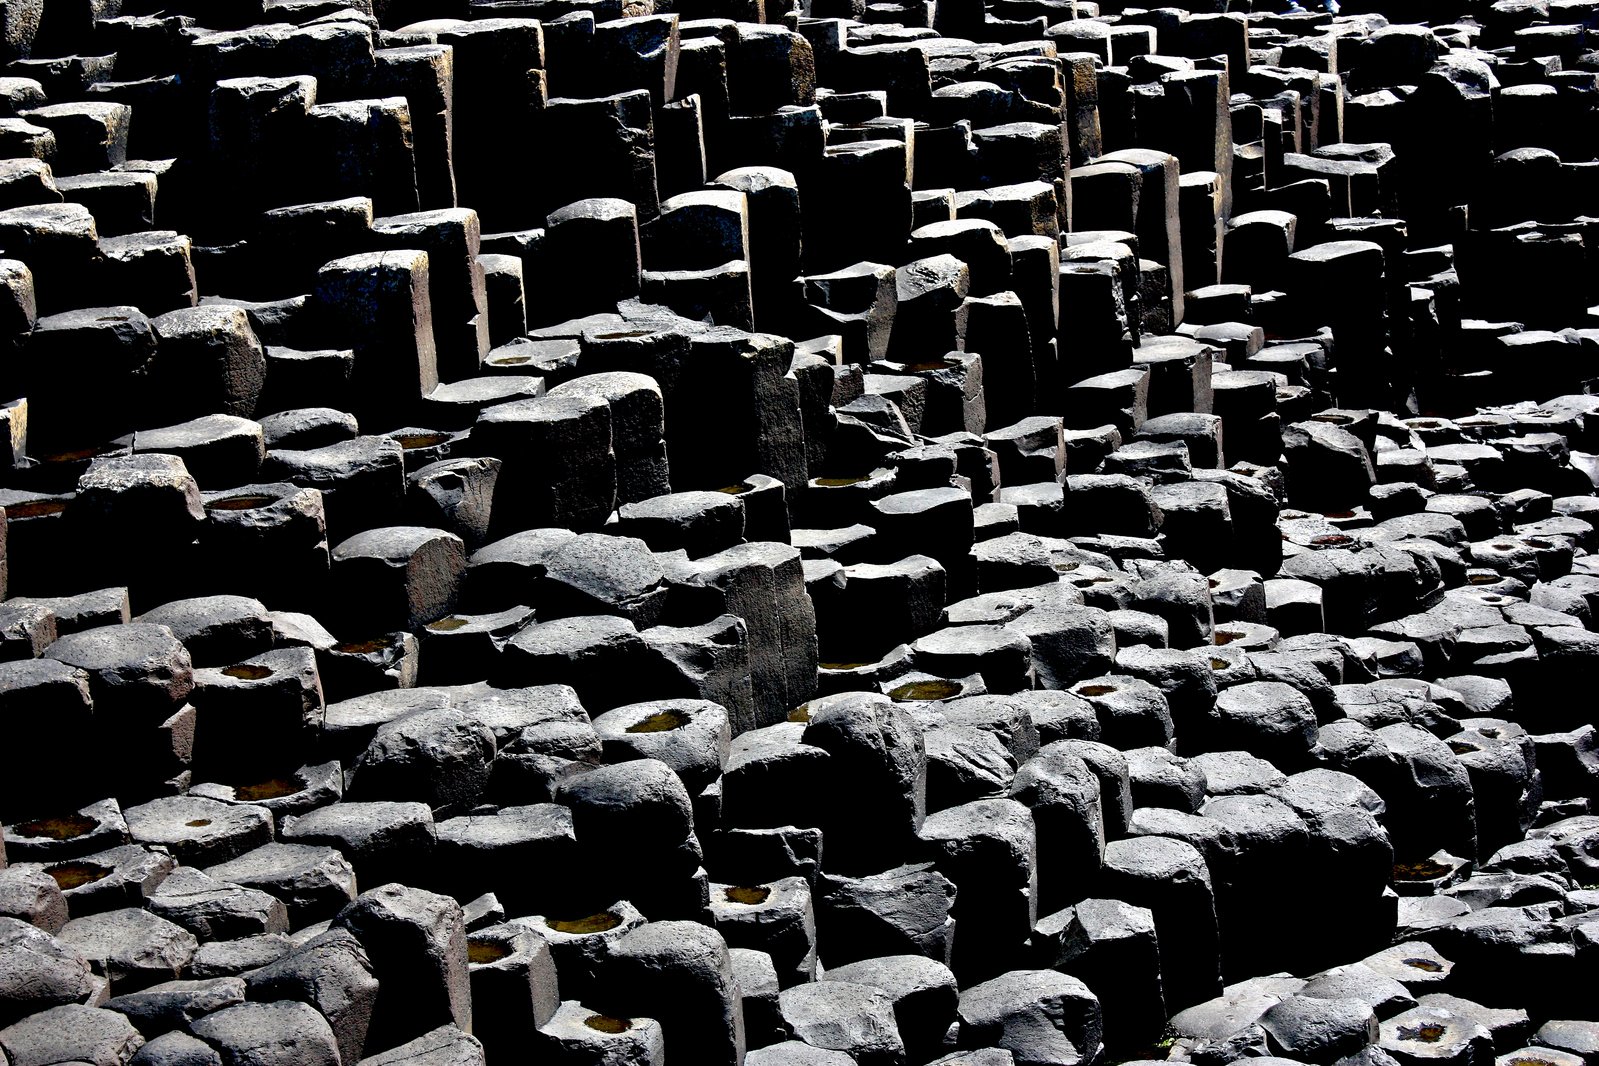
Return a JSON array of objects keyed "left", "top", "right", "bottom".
[{"left": 3, "top": 4, "right": 1599, "bottom": 1066}]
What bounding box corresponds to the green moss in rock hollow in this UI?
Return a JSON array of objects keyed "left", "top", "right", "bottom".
[
  {"left": 333, "top": 638, "right": 390, "bottom": 654},
  {"left": 627, "top": 708, "right": 690, "bottom": 733},
  {"left": 207, "top": 495, "right": 277, "bottom": 511},
  {"left": 1214, "top": 630, "right": 1242, "bottom": 645},
  {"left": 787, "top": 705, "right": 812, "bottom": 723},
  {"left": 186, "top": 819, "right": 212, "bottom": 828},
  {"left": 1149, "top": 1033, "right": 1178, "bottom": 1055},
  {"left": 1076, "top": 684, "right": 1117, "bottom": 697},
  {"left": 548, "top": 911, "right": 623, "bottom": 934},
  {"left": 234, "top": 777, "right": 301, "bottom": 802},
  {"left": 13, "top": 813, "right": 96, "bottom": 840},
  {"left": 1211, "top": 659, "right": 1231, "bottom": 670},
  {"left": 585, "top": 1015, "right": 633, "bottom": 1034},
  {"left": 427, "top": 617, "right": 470, "bottom": 632},
  {"left": 820, "top": 661, "right": 871, "bottom": 671},
  {"left": 1393, "top": 859, "right": 1452, "bottom": 881},
  {"left": 396, "top": 433, "right": 451, "bottom": 449},
  {"left": 1397, "top": 1024, "right": 1447, "bottom": 1043},
  {"left": 5, "top": 499, "right": 67, "bottom": 519},
  {"left": 814, "top": 476, "right": 868, "bottom": 487},
  {"left": 46, "top": 861, "right": 112, "bottom": 890},
  {"left": 1403, "top": 957, "right": 1444, "bottom": 973},
  {"left": 717, "top": 482, "right": 753, "bottom": 494},
  {"left": 889, "top": 679, "right": 961, "bottom": 701},
  {"left": 468, "top": 938, "right": 513, "bottom": 964},
  {"left": 222, "top": 664, "right": 273, "bottom": 680},
  {"left": 724, "top": 885, "right": 771, "bottom": 905}
]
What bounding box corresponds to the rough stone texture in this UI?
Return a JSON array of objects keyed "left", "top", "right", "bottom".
[{"left": 3, "top": 6, "right": 1599, "bottom": 1066}]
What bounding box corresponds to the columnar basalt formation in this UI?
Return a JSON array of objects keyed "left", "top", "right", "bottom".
[{"left": 2, "top": 1, "right": 1599, "bottom": 1066}]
